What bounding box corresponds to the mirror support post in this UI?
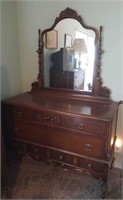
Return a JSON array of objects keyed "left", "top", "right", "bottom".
[
  {"left": 95, "top": 26, "right": 110, "bottom": 98},
  {"left": 32, "top": 29, "right": 44, "bottom": 90}
]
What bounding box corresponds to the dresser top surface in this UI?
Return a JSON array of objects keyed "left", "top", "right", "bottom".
[{"left": 2, "top": 91, "right": 118, "bottom": 120}]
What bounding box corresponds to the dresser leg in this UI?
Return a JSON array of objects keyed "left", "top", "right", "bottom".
[
  {"left": 101, "top": 180, "right": 108, "bottom": 199},
  {"left": 110, "top": 157, "right": 115, "bottom": 169}
]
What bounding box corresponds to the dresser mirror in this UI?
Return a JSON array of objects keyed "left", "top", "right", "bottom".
[
  {"left": 44, "top": 19, "right": 96, "bottom": 92},
  {"left": 32, "top": 7, "right": 110, "bottom": 98}
]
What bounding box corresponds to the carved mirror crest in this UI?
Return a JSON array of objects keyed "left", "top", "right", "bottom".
[{"left": 32, "top": 7, "right": 110, "bottom": 98}]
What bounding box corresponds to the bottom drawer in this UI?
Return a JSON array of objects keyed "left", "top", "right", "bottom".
[{"left": 15, "top": 140, "right": 105, "bottom": 175}]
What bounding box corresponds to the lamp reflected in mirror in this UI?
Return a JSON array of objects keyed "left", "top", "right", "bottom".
[{"left": 72, "top": 38, "right": 88, "bottom": 69}]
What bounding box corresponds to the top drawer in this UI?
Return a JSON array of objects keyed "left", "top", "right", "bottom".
[
  {"left": 60, "top": 116, "right": 107, "bottom": 135},
  {"left": 14, "top": 107, "right": 60, "bottom": 126},
  {"left": 13, "top": 107, "right": 107, "bottom": 135}
]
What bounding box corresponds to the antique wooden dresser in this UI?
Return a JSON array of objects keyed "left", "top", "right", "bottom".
[
  {"left": 2, "top": 8, "right": 120, "bottom": 198},
  {"left": 2, "top": 90, "right": 118, "bottom": 198}
]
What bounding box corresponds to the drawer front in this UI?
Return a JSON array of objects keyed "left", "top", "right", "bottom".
[
  {"left": 14, "top": 141, "right": 48, "bottom": 161},
  {"left": 78, "top": 157, "right": 104, "bottom": 174},
  {"left": 50, "top": 150, "right": 73, "bottom": 165},
  {"left": 50, "top": 150, "right": 105, "bottom": 174},
  {"left": 13, "top": 121, "right": 106, "bottom": 160},
  {"left": 14, "top": 108, "right": 60, "bottom": 126},
  {"left": 14, "top": 107, "right": 106, "bottom": 136},
  {"left": 60, "top": 116, "right": 107, "bottom": 135},
  {"left": 26, "top": 143, "right": 47, "bottom": 161},
  {"left": 14, "top": 140, "right": 105, "bottom": 175}
]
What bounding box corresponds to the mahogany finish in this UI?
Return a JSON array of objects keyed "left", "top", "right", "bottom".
[
  {"left": 2, "top": 91, "right": 118, "bottom": 198},
  {"left": 1, "top": 8, "right": 120, "bottom": 199}
]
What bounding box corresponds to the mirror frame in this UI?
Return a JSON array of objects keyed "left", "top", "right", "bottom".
[{"left": 31, "top": 7, "right": 110, "bottom": 98}]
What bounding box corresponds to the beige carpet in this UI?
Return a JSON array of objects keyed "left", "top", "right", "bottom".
[{"left": 7, "top": 156, "right": 122, "bottom": 199}]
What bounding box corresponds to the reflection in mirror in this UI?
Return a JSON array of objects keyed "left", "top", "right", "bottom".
[{"left": 44, "top": 19, "right": 95, "bottom": 92}]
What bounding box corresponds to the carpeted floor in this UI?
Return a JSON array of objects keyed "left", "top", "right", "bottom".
[{"left": 6, "top": 156, "right": 122, "bottom": 199}]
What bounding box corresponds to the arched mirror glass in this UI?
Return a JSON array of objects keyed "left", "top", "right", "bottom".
[{"left": 44, "top": 19, "right": 96, "bottom": 92}]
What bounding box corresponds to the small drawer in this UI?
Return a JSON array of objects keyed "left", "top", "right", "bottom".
[
  {"left": 78, "top": 157, "right": 105, "bottom": 174},
  {"left": 51, "top": 150, "right": 73, "bottom": 165},
  {"left": 60, "top": 115, "right": 107, "bottom": 135},
  {"left": 26, "top": 144, "right": 47, "bottom": 161}
]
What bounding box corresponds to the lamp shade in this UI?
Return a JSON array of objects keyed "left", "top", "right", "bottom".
[{"left": 72, "top": 38, "right": 87, "bottom": 54}]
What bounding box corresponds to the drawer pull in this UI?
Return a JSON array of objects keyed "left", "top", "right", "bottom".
[
  {"left": 50, "top": 116, "right": 56, "bottom": 122},
  {"left": 84, "top": 144, "right": 93, "bottom": 151},
  {"left": 59, "top": 155, "right": 63, "bottom": 161},
  {"left": 37, "top": 113, "right": 58, "bottom": 124},
  {"left": 78, "top": 123, "right": 84, "bottom": 130},
  {"left": 87, "top": 163, "right": 93, "bottom": 169},
  {"left": 17, "top": 112, "right": 22, "bottom": 118}
]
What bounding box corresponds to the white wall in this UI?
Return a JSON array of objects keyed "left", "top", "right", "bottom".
[
  {"left": 1, "top": 0, "right": 123, "bottom": 168},
  {"left": 1, "top": 1, "right": 22, "bottom": 100},
  {"left": 16, "top": 0, "right": 123, "bottom": 100}
]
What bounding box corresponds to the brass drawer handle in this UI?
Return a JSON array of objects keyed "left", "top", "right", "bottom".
[
  {"left": 78, "top": 123, "right": 84, "bottom": 130},
  {"left": 84, "top": 144, "right": 93, "bottom": 151}
]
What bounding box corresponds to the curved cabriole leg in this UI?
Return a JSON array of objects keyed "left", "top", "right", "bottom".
[
  {"left": 110, "top": 157, "right": 115, "bottom": 169},
  {"left": 101, "top": 180, "right": 108, "bottom": 199}
]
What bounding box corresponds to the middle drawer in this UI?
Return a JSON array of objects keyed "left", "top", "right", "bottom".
[{"left": 13, "top": 121, "right": 107, "bottom": 160}]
